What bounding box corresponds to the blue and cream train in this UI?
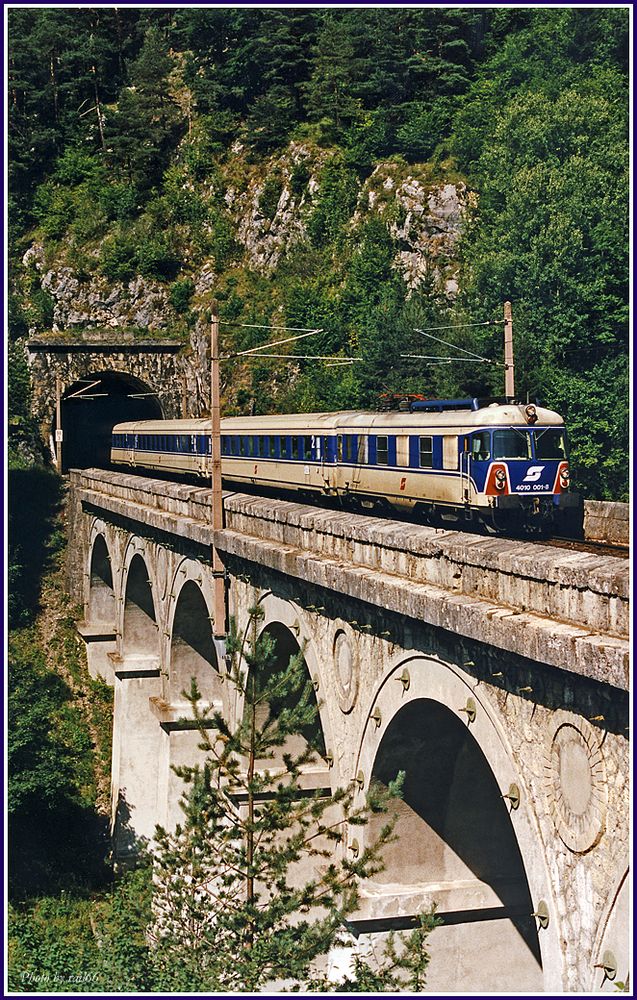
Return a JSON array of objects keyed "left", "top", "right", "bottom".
[{"left": 111, "top": 398, "right": 581, "bottom": 533}]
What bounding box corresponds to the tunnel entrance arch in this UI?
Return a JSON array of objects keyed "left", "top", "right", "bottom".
[{"left": 56, "top": 371, "right": 162, "bottom": 471}]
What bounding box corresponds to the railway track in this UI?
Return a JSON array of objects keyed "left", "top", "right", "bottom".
[{"left": 542, "top": 536, "right": 629, "bottom": 559}]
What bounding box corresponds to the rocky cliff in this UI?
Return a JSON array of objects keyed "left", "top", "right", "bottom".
[{"left": 19, "top": 144, "right": 473, "bottom": 339}]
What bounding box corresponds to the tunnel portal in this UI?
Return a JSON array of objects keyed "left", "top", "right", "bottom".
[{"left": 56, "top": 371, "right": 163, "bottom": 471}]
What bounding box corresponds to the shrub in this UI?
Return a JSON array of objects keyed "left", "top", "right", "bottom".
[
  {"left": 99, "top": 233, "right": 138, "bottom": 282},
  {"left": 137, "top": 234, "right": 181, "bottom": 281},
  {"left": 169, "top": 278, "right": 195, "bottom": 314},
  {"left": 258, "top": 170, "right": 284, "bottom": 221}
]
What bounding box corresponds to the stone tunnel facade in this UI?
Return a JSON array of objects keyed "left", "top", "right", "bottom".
[{"left": 67, "top": 469, "right": 630, "bottom": 994}]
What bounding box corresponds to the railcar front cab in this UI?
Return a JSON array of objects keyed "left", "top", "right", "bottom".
[{"left": 459, "top": 403, "right": 581, "bottom": 533}]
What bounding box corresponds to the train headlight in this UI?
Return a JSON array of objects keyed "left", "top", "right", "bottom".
[
  {"left": 495, "top": 469, "right": 507, "bottom": 491},
  {"left": 559, "top": 468, "right": 570, "bottom": 489},
  {"left": 524, "top": 404, "right": 538, "bottom": 424}
]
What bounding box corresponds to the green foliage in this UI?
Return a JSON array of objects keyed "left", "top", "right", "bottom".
[
  {"left": 449, "top": 14, "right": 628, "bottom": 498},
  {"left": 8, "top": 630, "right": 79, "bottom": 816},
  {"left": 106, "top": 27, "right": 183, "bottom": 190},
  {"left": 306, "top": 155, "right": 359, "bottom": 248},
  {"left": 8, "top": 626, "right": 111, "bottom": 899},
  {"left": 169, "top": 278, "right": 195, "bottom": 314},
  {"left": 137, "top": 233, "right": 181, "bottom": 282},
  {"left": 258, "top": 170, "right": 285, "bottom": 221},
  {"left": 99, "top": 231, "right": 138, "bottom": 283},
  {"left": 99, "top": 227, "right": 181, "bottom": 283},
  {"left": 8, "top": 865, "right": 154, "bottom": 992},
  {"left": 396, "top": 98, "right": 456, "bottom": 162},
  {"left": 8, "top": 469, "right": 63, "bottom": 626},
  {"left": 8, "top": 340, "right": 31, "bottom": 420}
]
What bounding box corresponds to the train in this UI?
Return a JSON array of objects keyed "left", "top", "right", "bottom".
[{"left": 110, "top": 397, "right": 582, "bottom": 535}]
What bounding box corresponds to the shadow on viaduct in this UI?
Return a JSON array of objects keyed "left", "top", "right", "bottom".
[{"left": 68, "top": 469, "right": 630, "bottom": 994}]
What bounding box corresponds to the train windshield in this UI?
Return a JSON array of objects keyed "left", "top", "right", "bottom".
[
  {"left": 492, "top": 429, "right": 532, "bottom": 459},
  {"left": 534, "top": 427, "right": 568, "bottom": 460}
]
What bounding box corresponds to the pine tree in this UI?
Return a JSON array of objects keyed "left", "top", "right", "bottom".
[
  {"left": 107, "top": 26, "right": 182, "bottom": 189},
  {"left": 144, "top": 601, "right": 435, "bottom": 991}
]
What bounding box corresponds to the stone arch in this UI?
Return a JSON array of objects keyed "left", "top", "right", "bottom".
[
  {"left": 254, "top": 620, "right": 327, "bottom": 763},
  {"left": 590, "top": 869, "right": 630, "bottom": 992},
  {"left": 168, "top": 579, "right": 221, "bottom": 708},
  {"left": 233, "top": 593, "right": 333, "bottom": 774},
  {"left": 122, "top": 551, "right": 158, "bottom": 658},
  {"left": 157, "top": 571, "right": 224, "bottom": 833},
  {"left": 56, "top": 370, "right": 163, "bottom": 472},
  {"left": 87, "top": 533, "right": 116, "bottom": 625},
  {"left": 354, "top": 655, "right": 563, "bottom": 992}
]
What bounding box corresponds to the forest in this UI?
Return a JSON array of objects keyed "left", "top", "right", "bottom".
[{"left": 6, "top": 7, "right": 630, "bottom": 992}]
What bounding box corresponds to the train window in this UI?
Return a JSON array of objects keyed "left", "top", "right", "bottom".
[
  {"left": 534, "top": 428, "right": 567, "bottom": 460},
  {"left": 357, "top": 437, "right": 367, "bottom": 465},
  {"left": 257, "top": 437, "right": 265, "bottom": 458},
  {"left": 221, "top": 437, "right": 227, "bottom": 456},
  {"left": 442, "top": 436, "right": 458, "bottom": 470},
  {"left": 292, "top": 437, "right": 299, "bottom": 460},
  {"left": 493, "top": 429, "right": 532, "bottom": 460},
  {"left": 322, "top": 436, "right": 330, "bottom": 461},
  {"left": 419, "top": 436, "right": 433, "bottom": 468},
  {"left": 239, "top": 437, "right": 245, "bottom": 456},
  {"left": 344, "top": 436, "right": 356, "bottom": 462},
  {"left": 376, "top": 435, "right": 389, "bottom": 465},
  {"left": 279, "top": 436, "right": 287, "bottom": 459},
  {"left": 470, "top": 432, "right": 490, "bottom": 462},
  {"left": 268, "top": 436, "right": 276, "bottom": 458},
  {"left": 336, "top": 435, "right": 343, "bottom": 462},
  {"left": 304, "top": 436, "right": 313, "bottom": 460}
]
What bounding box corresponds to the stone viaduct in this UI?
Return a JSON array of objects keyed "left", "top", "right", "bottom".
[{"left": 67, "top": 468, "right": 630, "bottom": 993}]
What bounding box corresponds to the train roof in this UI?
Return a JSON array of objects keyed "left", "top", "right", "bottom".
[{"left": 113, "top": 404, "right": 565, "bottom": 434}]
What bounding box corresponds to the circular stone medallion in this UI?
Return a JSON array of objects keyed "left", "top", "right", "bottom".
[
  {"left": 333, "top": 628, "right": 359, "bottom": 714},
  {"left": 546, "top": 715, "right": 607, "bottom": 854}
]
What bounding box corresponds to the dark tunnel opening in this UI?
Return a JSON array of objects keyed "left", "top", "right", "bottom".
[{"left": 56, "top": 371, "right": 163, "bottom": 471}]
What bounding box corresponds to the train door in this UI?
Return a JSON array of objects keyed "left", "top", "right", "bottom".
[
  {"left": 460, "top": 436, "right": 471, "bottom": 504},
  {"left": 352, "top": 434, "right": 367, "bottom": 488},
  {"left": 302, "top": 435, "right": 313, "bottom": 486},
  {"left": 442, "top": 434, "right": 462, "bottom": 502},
  {"left": 396, "top": 435, "right": 409, "bottom": 471},
  {"left": 320, "top": 434, "right": 334, "bottom": 492}
]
